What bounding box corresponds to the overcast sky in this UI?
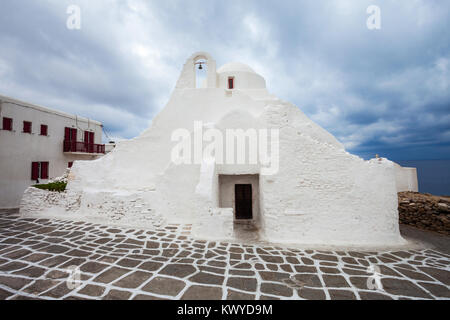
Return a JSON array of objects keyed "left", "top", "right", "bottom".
[{"left": 0, "top": 0, "right": 449, "bottom": 160}]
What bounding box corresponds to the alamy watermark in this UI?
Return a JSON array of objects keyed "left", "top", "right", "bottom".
[
  {"left": 366, "top": 264, "right": 384, "bottom": 291},
  {"left": 367, "top": 5, "right": 381, "bottom": 30},
  {"left": 66, "top": 265, "right": 82, "bottom": 289},
  {"left": 66, "top": 5, "right": 81, "bottom": 30},
  {"left": 171, "top": 121, "right": 280, "bottom": 176}
]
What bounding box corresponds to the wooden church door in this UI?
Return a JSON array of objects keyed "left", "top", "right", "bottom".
[{"left": 235, "top": 184, "right": 253, "bottom": 220}]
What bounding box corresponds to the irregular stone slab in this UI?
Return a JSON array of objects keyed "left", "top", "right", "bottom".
[
  {"left": 342, "top": 257, "right": 359, "bottom": 265},
  {"left": 381, "top": 278, "right": 433, "bottom": 299},
  {"left": 226, "top": 277, "right": 257, "bottom": 292},
  {"left": 0, "top": 261, "right": 28, "bottom": 272},
  {"left": 301, "top": 257, "right": 314, "bottom": 265},
  {"left": 322, "top": 275, "right": 350, "bottom": 288},
  {"left": 0, "top": 275, "right": 33, "bottom": 291},
  {"left": 94, "top": 267, "right": 131, "bottom": 284},
  {"left": 320, "top": 267, "right": 340, "bottom": 274},
  {"left": 59, "top": 258, "right": 87, "bottom": 269},
  {"left": 4, "top": 249, "right": 32, "bottom": 259},
  {"left": 146, "top": 241, "right": 160, "bottom": 249},
  {"left": 103, "top": 289, "right": 132, "bottom": 300},
  {"left": 45, "top": 270, "right": 70, "bottom": 280},
  {"left": 229, "top": 269, "right": 255, "bottom": 276},
  {"left": 66, "top": 249, "right": 91, "bottom": 258},
  {"left": 418, "top": 282, "right": 450, "bottom": 298},
  {"left": 189, "top": 272, "right": 224, "bottom": 285},
  {"left": 160, "top": 264, "right": 196, "bottom": 278},
  {"left": 260, "top": 255, "right": 283, "bottom": 263},
  {"left": 33, "top": 227, "right": 56, "bottom": 234},
  {"left": 280, "top": 264, "right": 293, "bottom": 273},
  {"left": 181, "top": 285, "right": 222, "bottom": 300},
  {"left": 394, "top": 268, "right": 434, "bottom": 281},
  {"left": 117, "top": 258, "right": 141, "bottom": 268},
  {"left": 297, "top": 288, "right": 326, "bottom": 300},
  {"left": 227, "top": 289, "right": 255, "bottom": 300},
  {"left": 293, "top": 274, "right": 322, "bottom": 288},
  {"left": 260, "top": 283, "right": 293, "bottom": 297},
  {"left": 328, "top": 289, "right": 356, "bottom": 300},
  {"left": 142, "top": 276, "right": 186, "bottom": 296},
  {"left": 342, "top": 265, "right": 369, "bottom": 275},
  {"left": 0, "top": 288, "right": 14, "bottom": 299},
  {"left": 80, "top": 262, "right": 109, "bottom": 274},
  {"left": 78, "top": 285, "right": 106, "bottom": 297},
  {"left": 40, "top": 245, "right": 71, "bottom": 254},
  {"left": 21, "top": 253, "right": 52, "bottom": 263},
  {"left": 294, "top": 266, "right": 316, "bottom": 273},
  {"left": 349, "top": 276, "right": 371, "bottom": 290},
  {"left": 259, "top": 271, "right": 290, "bottom": 283},
  {"left": 23, "top": 279, "right": 59, "bottom": 295},
  {"left": 41, "top": 282, "right": 75, "bottom": 299},
  {"left": 311, "top": 254, "right": 338, "bottom": 262},
  {"left": 378, "top": 265, "right": 401, "bottom": 277},
  {"left": 113, "top": 271, "right": 152, "bottom": 289},
  {"left": 138, "top": 261, "right": 163, "bottom": 272},
  {"left": 13, "top": 266, "right": 46, "bottom": 278},
  {"left": 418, "top": 267, "right": 450, "bottom": 285},
  {"left": 198, "top": 266, "right": 226, "bottom": 275}
]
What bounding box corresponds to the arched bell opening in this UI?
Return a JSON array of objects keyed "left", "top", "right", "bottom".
[
  {"left": 175, "top": 52, "right": 217, "bottom": 89},
  {"left": 195, "top": 58, "right": 208, "bottom": 89}
]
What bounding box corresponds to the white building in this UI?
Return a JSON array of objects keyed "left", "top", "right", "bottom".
[
  {"left": 0, "top": 94, "right": 105, "bottom": 209},
  {"left": 394, "top": 162, "right": 419, "bottom": 193},
  {"left": 21, "top": 52, "right": 408, "bottom": 248}
]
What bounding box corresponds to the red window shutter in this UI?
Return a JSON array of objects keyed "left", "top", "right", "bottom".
[
  {"left": 228, "top": 77, "right": 234, "bottom": 89},
  {"left": 23, "top": 121, "right": 32, "bottom": 133},
  {"left": 40, "top": 162, "right": 49, "bottom": 179},
  {"left": 40, "top": 125, "right": 48, "bottom": 136},
  {"left": 84, "top": 131, "right": 89, "bottom": 143},
  {"left": 3, "top": 118, "right": 12, "bottom": 131},
  {"left": 89, "top": 132, "right": 94, "bottom": 144},
  {"left": 64, "top": 127, "right": 71, "bottom": 140},
  {"left": 31, "top": 162, "right": 39, "bottom": 180},
  {"left": 71, "top": 128, "right": 77, "bottom": 141},
  {"left": 68, "top": 162, "right": 73, "bottom": 168}
]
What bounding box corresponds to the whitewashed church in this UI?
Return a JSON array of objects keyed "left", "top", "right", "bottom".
[{"left": 21, "top": 52, "right": 409, "bottom": 248}]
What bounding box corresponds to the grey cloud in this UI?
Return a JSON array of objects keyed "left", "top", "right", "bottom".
[{"left": 0, "top": 0, "right": 449, "bottom": 159}]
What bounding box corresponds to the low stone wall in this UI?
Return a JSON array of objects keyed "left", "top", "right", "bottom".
[
  {"left": 398, "top": 192, "right": 450, "bottom": 235},
  {"left": 19, "top": 187, "right": 69, "bottom": 215}
]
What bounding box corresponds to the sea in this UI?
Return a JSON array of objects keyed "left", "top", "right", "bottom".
[{"left": 396, "top": 160, "right": 450, "bottom": 196}]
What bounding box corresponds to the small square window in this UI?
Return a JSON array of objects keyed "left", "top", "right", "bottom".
[
  {"left": 32, "top": 162, "right": 49, "bottom": 181},
  {"left": 40, "top": 124, "right": 48, "bottom": 136},
  {"left": 23, "top": 121, "right": 32, "bottom": 134},
  {"left": 228, "top": 77, "right": 234, "bottom": 89},
  {"left": 2, "top": 117, "right": 13, "bottom": 131}
]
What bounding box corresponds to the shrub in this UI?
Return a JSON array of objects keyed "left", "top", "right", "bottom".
[{"left": 33, "top": 181, "right": 67, "bottom": 192}]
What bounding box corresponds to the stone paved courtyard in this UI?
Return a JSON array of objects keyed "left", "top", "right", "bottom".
[{"left": 0, "top": 212, "right": 449, "bottom": 300}]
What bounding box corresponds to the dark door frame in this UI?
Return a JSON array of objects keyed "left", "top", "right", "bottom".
[{"left": 234, "top": 184, "right": 253, "bottom": 220}]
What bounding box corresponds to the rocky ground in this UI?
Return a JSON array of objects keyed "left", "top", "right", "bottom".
[
  {"left": 398, "top": 192, "right": 450, "bottom": 236},
  {"left": 0, "top": 210, "right": 449, "bottom": 300}
]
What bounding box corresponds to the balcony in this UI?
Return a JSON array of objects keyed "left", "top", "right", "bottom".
[{"left": 63, "top": 140, "right": 105, "bottom": 155}]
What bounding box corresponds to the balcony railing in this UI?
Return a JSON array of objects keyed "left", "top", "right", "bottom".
[{"left": 64, "top": 140, "right": 105, "bottom": 154}]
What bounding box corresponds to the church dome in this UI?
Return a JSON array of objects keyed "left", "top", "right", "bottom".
[
  {"left": 217, "top": 62, "right": 257, "bottom": 74},
  {"left": 217, "top": 62, "right": 266, "bottom": 90}
]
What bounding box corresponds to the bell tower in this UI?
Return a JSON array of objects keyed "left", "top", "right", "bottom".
[{"left": 175, "top": 52, "right": 217, "bottom": 89}]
